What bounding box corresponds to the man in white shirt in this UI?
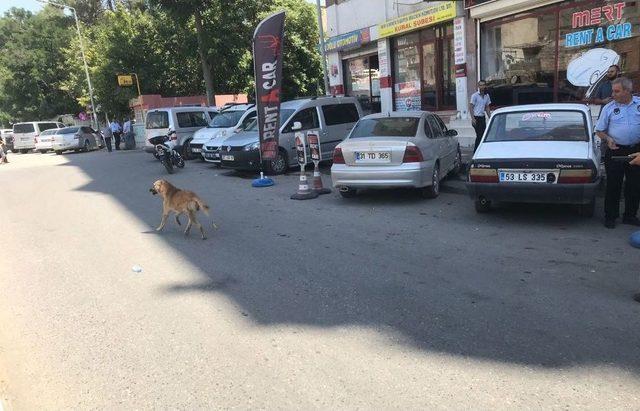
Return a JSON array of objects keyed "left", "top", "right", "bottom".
[
  {"left": 469, "top": 80, "right": 492, "bottom": 152},
  {"left": 110, "top": 120, "right": 122, "bottom": 150}
]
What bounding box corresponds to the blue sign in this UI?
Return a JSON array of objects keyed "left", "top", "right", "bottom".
[
  {"left": 325, "top": 28, "right": 371, "bottom": 53},
  {"left": 565, "top": 23, "right": 632, "bottom": 47}
]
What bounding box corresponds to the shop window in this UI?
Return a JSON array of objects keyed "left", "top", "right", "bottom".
[
  {"left": 481, "top": 12, "right": 557, "bottom": 106},
  {"left": 558, "top": 1, "right": 640, "bottom": 101},
  {"left": 322, "top": 104, "right": 359, "bottom": 126},
  {"left": 344, "top": 55, "right": 381, "bottom": 114},
  {"left": 393, "top": 33, "right": 422, "bottom": 111}
]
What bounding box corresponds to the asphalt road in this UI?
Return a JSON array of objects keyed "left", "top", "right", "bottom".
[{"left": 1, "top": 149, "right": 639, "bottom": 409}]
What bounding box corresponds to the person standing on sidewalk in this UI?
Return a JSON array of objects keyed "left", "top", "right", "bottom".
[
  {"left": 591, "top": 64, "right": 620, "bottom": 109},
  {"left": 0, "top": 139, "right": 8, "bottom": 164},
  {"left": 101, "top": 124, "right": 113, "bottom": 152},
  {"left": 110, "top": 119, "right": 122, "bottom": 150},
  {"left": 595, "top": 77, "right": 640, "bottom": 229},
  {"left": 469, "top": 81, "right": 492, "bottom": 152}
]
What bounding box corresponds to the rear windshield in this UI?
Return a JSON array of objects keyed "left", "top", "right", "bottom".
[
  {"left": 39, "top": 123, "right": 58, "bottom": 132},
  {"left": 349, "top": 117, "right": 419, "bottom": 138},
  {"left": 146, "top": 111, "right": 169, "bottom": 129},
  {"left": 210, "top": 111, "right": 244, "bottom": 128},
  {"left": 60, "top": 127, "right": 79, "bottom": 134},
  {"left": 485, "top": 111, "right": 588, "bottom": 142},
  {"left": 14, "top": 123, "right": 35, "bottom": 133}
]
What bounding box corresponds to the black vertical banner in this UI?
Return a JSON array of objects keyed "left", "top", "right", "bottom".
[{"left": 252, "top": 11, "right": 286, "bottom": 161}]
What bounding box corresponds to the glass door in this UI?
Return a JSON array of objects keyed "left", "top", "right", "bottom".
[{"left": 421, "top": 41, "right": 437, "bottom": 110}]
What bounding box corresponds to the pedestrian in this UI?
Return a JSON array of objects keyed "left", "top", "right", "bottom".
[
  {"left": 110, "top": 119, "right": 122, "bottom": 150},
  {"left": 469, "top": 80, "right": 492, "bottom": 152},
  {"left": 591, "top": 64, "right": 620, "bottom": 109},
  {"left": 0, "top": 139, "right": 8, "bottom": 164},
  {"left": 122, "top": 116, "right": 135, "bottom": 150},
  {"left": 594, "top": 77, "right": 640, "bottom": 229},
  {"left": 101, "top": 124, "right": 113, "bottom": 152}
]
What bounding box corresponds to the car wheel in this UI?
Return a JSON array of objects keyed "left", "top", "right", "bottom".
[
  {"left": 267, "top": 149, "right": 288, "bottom": 175},
  {"left": 83, "top": 140, "right": 90, "bottom": 152},
  {"left": 20, "top": 149, "right": 28, "bottom": 154},
  {"left": 339, "top": 187, "right": 357, "bottom": 198},
  {"left": 578, "top": 199, "right": 595, "bottom": 218},
  {"left": 39, "top": 149, "right": 48, "bottom": 154},
  {"left": 421, "top": 163, "right": 440, "bottom": 199},
  {"left": 475, "top": 197, "right": 492, "bottom": 213},
  {"left": 182, "top": 140, "right": 192, "bottom": 160},
  {"left": 55, "top": 150, "right": 63, "bottom": 155}
]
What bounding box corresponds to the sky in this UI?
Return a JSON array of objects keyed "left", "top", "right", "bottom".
[{"left": 0, "top": 0, "right": 322, "bottom": 15}]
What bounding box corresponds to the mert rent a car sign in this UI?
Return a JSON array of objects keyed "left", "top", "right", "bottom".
[{"left": 253, "top": 11, "right": 286, "bottom": 162}]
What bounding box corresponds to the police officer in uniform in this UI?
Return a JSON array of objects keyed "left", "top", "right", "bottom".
[{"left": 595, "top": 77, "right": 640, "bottom": 229}]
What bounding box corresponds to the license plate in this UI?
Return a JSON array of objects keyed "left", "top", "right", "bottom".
[
  {"left": 192, "top": 148, "right": 202, "bottom": 153},
  {"left": 204, "top": 153, "right": 219, "bottom": 159},
  {"left": 354, "top": 151, "right": 391, "bottom": 163},
  {"left": 222, "top": 155, "right": 234, "bottom": 161},
  {"left": 499, "top": 170, "right": 553, "bottom": 183}
]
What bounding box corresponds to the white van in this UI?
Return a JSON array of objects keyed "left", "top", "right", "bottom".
[
  {"left": 13, "top": 121, "right": 65, "bottom": 153},
  {"left": 143, "top": 106, "right": 218, "bottom": 159},
  {"left": 189, "top": 104, "right": 256, "bottom": 159}
]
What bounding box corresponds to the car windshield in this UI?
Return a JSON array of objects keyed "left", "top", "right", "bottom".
[
  {"left": 146, "top": 111, "right": 169, "bottom": 129},
  {"left": 349, "top": 117, "right": 419, "bottom": 138},
  {"left": 210, "top": 111, "right": 244, "bottom": 128},
  {"left": 60, "top": 127, "right": 79, "bottom": 134},
  {"left": 484, "top": 110, "right": 588, "bottom": 142},
  {"left": 243, "top": 109, "right": 295, "bottom": 132},
  {"left": 40, "top": 129, "right": 57, "bottom": 136},
  {"left": 14, "top": 124, "right": 35, "bottom": 133}
]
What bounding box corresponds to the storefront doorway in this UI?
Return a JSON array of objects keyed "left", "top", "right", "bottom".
[
  {"left": 344, "top": 55, "right": 381, "bottom": 114},
  {"left": 393, "top": 23, "right": 456, "bottom": 111}
]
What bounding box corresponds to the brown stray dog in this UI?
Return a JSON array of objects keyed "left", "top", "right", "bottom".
[{"left": 149, "top": 179, "right": 217, "bottom": 240}]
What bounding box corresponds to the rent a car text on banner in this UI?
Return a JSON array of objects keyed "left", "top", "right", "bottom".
[{"left": 252, "top": 11, "right": 286, "bottom": 162}]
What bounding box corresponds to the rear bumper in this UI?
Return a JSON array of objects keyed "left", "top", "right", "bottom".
[
  {"left": 331, "top": 162, "right": 429, "bottom": 189},
  {"left": 52, "top": 142, "right": 79, "bottom": 151},
  {"left": 465, "top": 180, "right": 600, "bottom": 204},
  {"left": 220, "top": 149, "right": 261, "bottom": 171}
]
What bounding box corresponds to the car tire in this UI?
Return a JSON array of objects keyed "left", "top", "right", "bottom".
[
  {"left": 475, "top": 197, "right": 492, "bottom": 213},
  {"left": 39, "top": 149, "right": 48, "bottom": 154},
  {"left": 578, "top": 199, "right": 595, "bottom": 218},
  {"left": 83, "top": 140, "right": 90, "bottom": 152},
  {"left": 450, "top": 148, "right": 462, "bottom": 176},
  {"left": 20, "top": 149, "right": 28, "bottom": 154},
  {"left": 182, "top": 140, "right": 192, "bottom": 160},
  {"left": 55, "top": 150, "right": 63, "bottom": 155},
  {"left": 267, "top": 149, "right": 288, "bottom": 175},
  {"left": 421, "top": 163, "right": 440, "bottom": 199},
  {"left": 339, "top": 187, "right": 357, "bottom": 198}
]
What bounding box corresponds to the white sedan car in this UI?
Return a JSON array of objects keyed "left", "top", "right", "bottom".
[
  {"left": 466, "top": 103, "right": 601, "bottom": 216},
  {"left": 331, "top": 111, "right": 461, "bottom": 199}
]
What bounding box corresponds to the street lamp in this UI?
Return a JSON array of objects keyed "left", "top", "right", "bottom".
[{"left": 37, "top": 0, "right": 99, "bottom": 129}]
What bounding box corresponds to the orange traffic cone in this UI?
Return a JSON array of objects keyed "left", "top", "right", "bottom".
[
  {"left": 291, "top": 168, "right": 319, "bottom": 200},
  {"left": 311, "top": 162, "right": 330, "bottom": 194}
]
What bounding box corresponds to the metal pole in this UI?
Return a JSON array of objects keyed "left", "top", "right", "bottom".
[
  {"left": 132, "top": 73, "right": 141, "bottom": 97},
  {"left": 71, "top": 7, "right": 99, "bottom": 129},
  {"left": 315, "top": 0, "right": 330, "bottom": 96}
]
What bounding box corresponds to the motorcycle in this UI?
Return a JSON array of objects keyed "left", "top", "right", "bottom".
[{"left": 148, "top": 129, "right": 185, "bottom": 174}]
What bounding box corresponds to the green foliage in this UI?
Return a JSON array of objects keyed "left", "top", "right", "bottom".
[{"left": 0, "top": 0, "right": 324, "bottom": 126}]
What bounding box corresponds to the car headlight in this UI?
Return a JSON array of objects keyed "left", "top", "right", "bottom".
[{"left": 243, "top": 141, "right": 260, "bottom": 151}]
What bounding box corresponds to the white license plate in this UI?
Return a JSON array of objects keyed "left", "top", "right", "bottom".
[
  {"left": 354, "top": 151, "right": 391, "bottom": 163},
  {"left": 499, "top": 170, "right": 553, "bottom": 183},
  {"left": 222, "top": 155, "right": 234, "bottom": 161},
  {"left": 192, "top": 148, "right": 202, "bottom": 153},
  {"left": 204, "top": 153, "right": 219, "bottom": 159}
]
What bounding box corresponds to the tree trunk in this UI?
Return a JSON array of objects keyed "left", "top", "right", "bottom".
[{"left": 194, "top": 10, "right": 214, "bottom": 106}]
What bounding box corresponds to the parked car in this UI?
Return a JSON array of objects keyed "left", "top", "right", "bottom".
[
  {"left": 35, "top": 129, "right": 58, "bottom": 153},
  {"left": 331, "top": 111, "right": 460, "bottom": 199},
  {"left": 465, "top": 103, "right": 601, "bottom": 216},
  {"left": 0, "top": 129, "right": 13, "bottom": 152},
  {"left": 219, "top": 96, "right": 363, "bottom": 174},
  {"left": 143, "top": 106, "right": 218, "bottom": 159},
  {"left": 12, "top": 121, "right": 65, "bottom": 153},
  {"left": 191, "top": 104, "right": 255, "bottom": 160},
  {"left": 51, "top": 126, "right": 103, "bottom": 154}
]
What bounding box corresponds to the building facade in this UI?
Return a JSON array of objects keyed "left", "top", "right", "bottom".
[{"left": 325, "top": 0, "right": 476, "bottom": 119}]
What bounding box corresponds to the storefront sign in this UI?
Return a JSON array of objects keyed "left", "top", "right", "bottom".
[
  {"left": 378, "top": 1, "right": 455, "bottom": 38},
  {"left": 117, "top": 74, "right": 134, "bottom": 87},
  {"left": 565, "top": 2, "right": 632, "bottom": 47},
  {"left": 325, "top": 28, "right": 371, "bottom": 53},
  {"left": 307, "top": 132, "right": 320, "bottom": 162}
]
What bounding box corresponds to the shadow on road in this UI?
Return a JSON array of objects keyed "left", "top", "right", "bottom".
[{"left": 60, "top": 150, "right": 640, "bottom": 372}]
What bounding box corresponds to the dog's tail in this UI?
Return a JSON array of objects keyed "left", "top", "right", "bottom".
[{"left": 194, "top": 197, "right": 210, "bottom": 216}]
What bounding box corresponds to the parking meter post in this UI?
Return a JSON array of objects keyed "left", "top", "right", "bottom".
[
  {"left": 291, "top": 132, "right": 318, "bottom": 200},
  {"left": 307, "top": 131, "right": 330, "bottom": 194}
]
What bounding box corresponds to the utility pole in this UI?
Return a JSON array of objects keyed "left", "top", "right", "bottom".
[{"left": 316, "top": 0, "right": 330, "bottom": 95}]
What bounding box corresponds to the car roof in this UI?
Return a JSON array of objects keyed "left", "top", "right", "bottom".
[
  {"left": 14, "top": 121, "right": 60, "bottom": 124},
  {"left": 361, "top": 111, "right": 426, "bottom": 120},
  {"left": 147, "top": 106, "right": 213, "bottom": 112},
  {"left": 219, "top": 103, "right": 255, "bottom": 112},
  {"left": 281, "top": 95, "right": 359, "bottom": 110},
  {"left": 491, "top": 103, "right": 591, "bottom": 115}
]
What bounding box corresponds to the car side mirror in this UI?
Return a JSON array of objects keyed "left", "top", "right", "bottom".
[
  {"left": 445, "top": 129, "right": 458, "bottom": 137},
  {"left": 291, "top": 121, "right": 302, "bottom": 131}
]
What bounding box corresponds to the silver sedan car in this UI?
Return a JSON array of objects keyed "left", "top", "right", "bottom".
[{"left": 331, "top": 112, "right": 461, "bottom": 198}]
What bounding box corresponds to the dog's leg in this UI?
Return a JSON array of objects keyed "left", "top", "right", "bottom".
[
  {"left": 194, "top": 214, "right": 207, "bottom": 240},
  {"left": 156, "top": 212, "right": 169, "bottom": 231},
  {"left": 175, "top": 213, "right": 182, "bottom": 226},
  {"left": 184, "top": 212, "right": 193, "bottom": 236}
]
